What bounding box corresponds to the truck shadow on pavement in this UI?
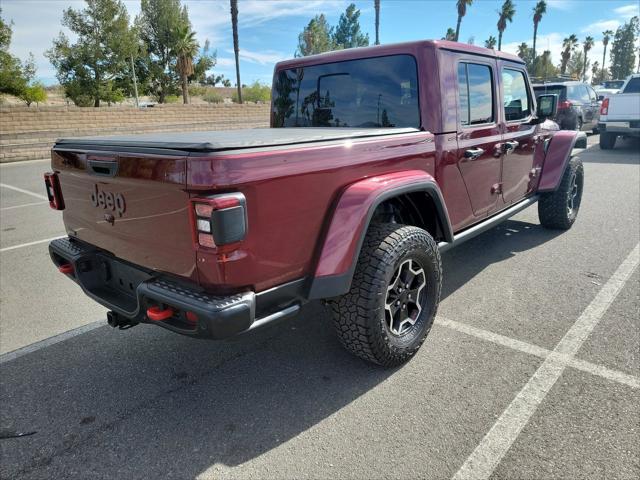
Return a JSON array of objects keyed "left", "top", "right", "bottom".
[
  {"left": 581, "top": 137, "right": 640, "bottom": 165},
  {"left": 1, "top": 219, "right": 560, "bottom": 479}
]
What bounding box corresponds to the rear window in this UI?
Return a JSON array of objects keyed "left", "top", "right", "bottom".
[
  {"left": 603, "top": 80, "right": 624, "bottom": 89},
  {"left": 623, "top": 77, "right": 640, "bottom": 94},
  {"left": 533, "top": 85, "right": 565, "bottom": 100},
  {"left": 271, "top": 55, "right": 420, "bottom": 128}
]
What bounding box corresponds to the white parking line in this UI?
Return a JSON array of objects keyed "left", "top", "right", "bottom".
[
  {"left": 0, "top": 183, "right": 48, "bottom": 201},
  {"left": 0, "top": 201, "right": 48, "bottom": 211},
  {"left": 452, "top": 243, "right": 640, "bottom": 480},
  {"left": 0, "top": 235, "right": 66, "bottom": 253},
  {"left": 436, "top": 318, "right": 640, "bottom": 389},
  {"left": 0, "top": 321, "right": 104, "bottom": 364}
]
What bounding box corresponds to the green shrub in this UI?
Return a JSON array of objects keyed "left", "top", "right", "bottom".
[
  {"left": 164, "top": 94, "right": 180, "bottom": 104},
  {"left": 202, "top": 91, "right": 224, "bottom": 103},
  {"left": 232, "top": 81, "right": 271, "bottom": 103},
  {"left": 188, "top": 84, "right": 208, "bottom": 97},
  {"left": 19, "top": 82, "right": 47, "bottom": 106}
]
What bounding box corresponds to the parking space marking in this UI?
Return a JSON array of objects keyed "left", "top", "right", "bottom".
[
  {"left": 436, "top": 318, "right": 640, "bottom": 389},
  {"left": 0, "top": 235, "right": 66, "bottom": 253},
  {"left": 452, "top": 243, "right": 640, "bottom": 480},
  {"left": 0, "top": 321, "right": 104, "bottom": 364},
  {"left": 0, "top": 183, "right": 48, "bottom": 201},
  {"left": 0, "top": 201, "right": 48, "bottom": 211}
]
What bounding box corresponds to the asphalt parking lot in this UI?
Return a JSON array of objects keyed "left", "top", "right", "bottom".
[{"left": 1, "top": 135, "right": 638, "bottom": 479}]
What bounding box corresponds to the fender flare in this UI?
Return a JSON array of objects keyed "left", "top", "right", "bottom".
[
  {"left": 308, "top": 170, "right": 453, "bottom": 300},
  {"left": 538, "top": 130, "right": 585, "bottom": 192}
]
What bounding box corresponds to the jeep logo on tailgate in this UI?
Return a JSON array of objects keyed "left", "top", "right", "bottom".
[{"left": 91, "top": 184, "right": 126, "bottom": 217}]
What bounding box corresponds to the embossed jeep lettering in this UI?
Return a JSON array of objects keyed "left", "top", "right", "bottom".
[{"left": 90, "top": 184, "right": 125, "bottom": 217}]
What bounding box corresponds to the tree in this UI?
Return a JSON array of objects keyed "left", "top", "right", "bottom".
[
  {"left": 601, "top": 29, "right": 613, "bottom": 81},
  {"left": 517, "top": 42, "right": 533, "bottom": 69},
  {"left": 532, "top": 1, "right": 546, "bottom": 62},
  {"left": 46, "top": 0, "right": 135, "bottom": 107},
  {"left": 531, "top": 49, "right": 559, "bottom": 79},
  {"left": 191, "top": 39, "right": 216, "bottom": 84},
  {"left": 559, "top": 34, "right": 578, "bottom": 75},
  {"left": 333, "top": 3, "right": 369, "bottom": 49},
  {"left": 374, "top": 0, "right": 380, "bottom": 45},
  {"left": 609, "top": 16, "right": 639, "bottom": 79},
  {"left": 172, "top": 25, "right": 198, "bottom": 104},
  {"left": 443, "top": 28, "right": 456, "bottom": 41},
  {"left": 485, "top": 36, "right": 497, "bottom": 49},
  {"left": 591, "top": 61, "right": 600, "bottom": 84},
  {"left": 1, "top": 10, "right": 37, "bottom": 98},
  {"left": 296, "top": 14, "right": 334, "bottom": 56},
  {"left": 455, "top": 0, "right": 473, "bottom": 42},
  {"left": 230, "top": 0, "right": 242, "bottom": 103},
  {"left": 136, "top": 0, "right": 189, "bottom": 104},
  {"left": 19, "top": 82, "right": 47, "bottom": 106},
  {"left": 497, "top": 0, "right": 515, "bottom": 51},
  {"left": 582, "top": 36, "right": 594, "bottom": 81},
  {"left": 567, "top": 51, "right": 585, "bottom": 79}
]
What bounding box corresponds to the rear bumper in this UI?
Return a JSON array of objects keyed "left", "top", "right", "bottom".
[
  {"left": 49, "top": 237, "right": 299, "bottom": 339},
  {"left": 599, "top": 121, "right": 640, "bottom": 135}
]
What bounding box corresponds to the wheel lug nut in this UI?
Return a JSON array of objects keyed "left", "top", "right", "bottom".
[
  {"left": 396, "top": 301, "right": 400, "bottom": 306},
  {"left": 398, "top": 288, "right": 403, "bottom": 293}
]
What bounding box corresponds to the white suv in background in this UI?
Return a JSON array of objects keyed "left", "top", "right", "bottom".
[{"left": 598, "top": 74, "right": 640, "bottom": 149}]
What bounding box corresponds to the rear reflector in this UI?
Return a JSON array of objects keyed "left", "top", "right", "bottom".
[
  {"left": 44, "top": 172, "right": 65, "bottom": 210},
  {"left": 58, "top": 263, "right": 74, "bottom": 274},
  {"left": 190, "top": 193, "right": 247, "bottom": 250}
]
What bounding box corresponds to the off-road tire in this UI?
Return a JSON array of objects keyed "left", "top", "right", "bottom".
[
  {"left": 538, "top": 156, "right": 584, "bottom": 230},
  {"left": 327, "top": 223, "right": 442, "bottom": 367},
  {"left": 599, "top": 131, "right": 617, "bottom": 150}
]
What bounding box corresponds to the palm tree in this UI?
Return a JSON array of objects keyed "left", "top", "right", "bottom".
[
  {"left": 591, "top": 61, "right": 600, "bottom": 84},
  {"left": 455, "top": 0, "right": 473, "bottom": 42},
  {"left": 173, "top": 25, "right": 199, "bottom": 104},
  {"left": 230, "top": 0, "right": 242, "bottom": 104},
  {"left": 532, "top": 1, "right": 547, "bottom": 61},
  {"left": 582, "top": 36, "right": 594, "bottom": 81},
  {"left": 601, "top": 30, "right": 613, "bottom": 80},
  {"left": 374, "top": 0, "right": 380, "bottom": 45},
  {"left": 497, "top": 0, "right": 516, "bottom": 51},
  {"left": 485, "top": 36, "right": 497, "bottom": 49},
  {"left": 443, "top": 27, "right": 456, "bottom": 41},
  {"left": 560, "top": 34, "right": 578, "bottom": 75}
]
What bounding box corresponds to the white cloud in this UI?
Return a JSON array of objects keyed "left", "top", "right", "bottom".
[
  {"left": 546, "top": 0, "right": 574, "bottom": 11},
  {"left": 225, "top": 48, "right": 288, "bottom": 65},
  {"left": 582, "top": 20, "right": 621, "bottom": 34},
  {"left": 614, "top": 4, "right": 640, "bottom": 19}
]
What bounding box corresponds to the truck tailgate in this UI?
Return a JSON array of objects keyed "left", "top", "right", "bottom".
[
  {"left": 51, "top": 148, "right": 197, "bottom": 283},
  {"left": 606, "top": 93, "right": 640, "bottom": 120}
]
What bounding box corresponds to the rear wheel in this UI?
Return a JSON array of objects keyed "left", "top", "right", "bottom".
[
  {"left": 328, "top": 223, "right": 441, "bottom": 367},
  {"left": 599, "top": 131, "right": 617, "bottom": 150},
  {"left": 538, "top": 157, "right": 584, "bottom": 230}
]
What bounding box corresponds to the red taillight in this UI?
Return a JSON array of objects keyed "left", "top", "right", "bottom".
[
  {"left": 58, "top": 263, "right": 74, "bottom": 275},
  {"left": 189, "top": 193, "right": 247, "bottom": 250},
  {"left": 44, "top": 172, "right": 65, "bottom": 210},
  {"left": 600, "top": 97, "right": 609, "bottom": 115},
  {"left": 558, "top": 100, "right": 572, "bottom": 110},
  {"left": 146, "top": 306, "right": 175, "bottom": 322}
]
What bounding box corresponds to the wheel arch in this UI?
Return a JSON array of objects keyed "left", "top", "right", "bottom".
[
  {"left": 308, "top": 170, "right": 452, "bottom": 300},
  {"left": 538, "top": 130, "right": 585, "bottom": 192}
]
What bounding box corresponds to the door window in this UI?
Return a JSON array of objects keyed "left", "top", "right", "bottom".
[
  {"left": 502, "top": 69, "right": 531, "bottom": 121},
  {"left": 578, "top": 85, "right": 591, "bottom": 103},
  {"left": 587, "top": 86, "right": 597, "bottom": 102},
  {"left": 457, "top": 63, "right": 494, "bottom": 126}
]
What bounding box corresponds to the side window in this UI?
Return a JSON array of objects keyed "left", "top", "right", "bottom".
[
  {"left": 623, "top": 77, "right": 640, "bottom": 94},
  {"left": 458, "top": 62, "right": 494, "bottom": 126},
  {"left": 502, "top": 68, "right": 531, "bottom": 121},
  {"left": 567, "top": 85, "right": 579, "bottom": 101},
  {"left": 579, "top": 85, "right": 591, "bottom": 103},
  {"left": 587, "top": 86, "right": 597, "bottom": 102}
]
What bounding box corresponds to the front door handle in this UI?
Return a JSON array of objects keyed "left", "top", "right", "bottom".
[
  {"left": 503, "top": 140, "right": 519, "bottom": 154},
  {"left": 463, "top": 147, "right": 485, "bottom": 160}
]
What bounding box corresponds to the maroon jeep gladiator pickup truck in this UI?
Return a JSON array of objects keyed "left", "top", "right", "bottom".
[{"left": 45, "top": 40, "right": 584, "bottom": 366}]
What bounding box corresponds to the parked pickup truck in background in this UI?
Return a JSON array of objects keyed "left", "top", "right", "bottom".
[
  {"left": 598, "top": 73, "right": 640, "bottom": 150},
  {"left": 45, "top": 40, "right": 584, "bottom": 367}
]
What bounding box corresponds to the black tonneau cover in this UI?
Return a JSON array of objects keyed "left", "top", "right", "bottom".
[{"left": 54, "top": 127, "right": 420, "bottom": 152}]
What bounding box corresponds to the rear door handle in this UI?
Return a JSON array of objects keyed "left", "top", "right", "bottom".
[{"left": 463, "top": 147, "right": 485, "bottom": 160}]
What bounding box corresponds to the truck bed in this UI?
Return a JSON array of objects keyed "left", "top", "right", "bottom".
[{"left": 54, "top": 127, "right": 420, "bottom": 152}]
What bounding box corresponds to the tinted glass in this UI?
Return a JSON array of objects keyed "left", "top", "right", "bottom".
[
  {"left": 578, "top": 85, "right": 591, "bottom": 103},
  {"left": 567, "top": 85, "right": 582, "bottom": 101},
  {"left": 457, "top": 63, "right": 470, "bottom": 126},
  {"left": 271, "top": 55, "right": 419, "bottom": 128},
  {"left": 603, "top": 80, "right": 624, "bottom": 89},
  {"left": 533, "top": 85, "right": 565, "bottom": 100},
  {"left": 502, "top": 69, "right": 531, "bottom": 121},
  {"left": 623, "top": 77, "right": 640, "bottom": 93},
  {"left": 458, "top": 63, "right": 494, "bottom": 126},
  {"left": 587, "top": 86, "right": 597, "bottom": 101}
]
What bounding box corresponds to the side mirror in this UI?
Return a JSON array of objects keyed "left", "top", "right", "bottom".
[{"left": 536, "top": 94, "right": 558, "bottom": 120}]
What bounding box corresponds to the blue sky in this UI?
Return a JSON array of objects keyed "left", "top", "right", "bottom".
[{"left": 3, "top": 0, "right": 639, "bottom": 86}]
